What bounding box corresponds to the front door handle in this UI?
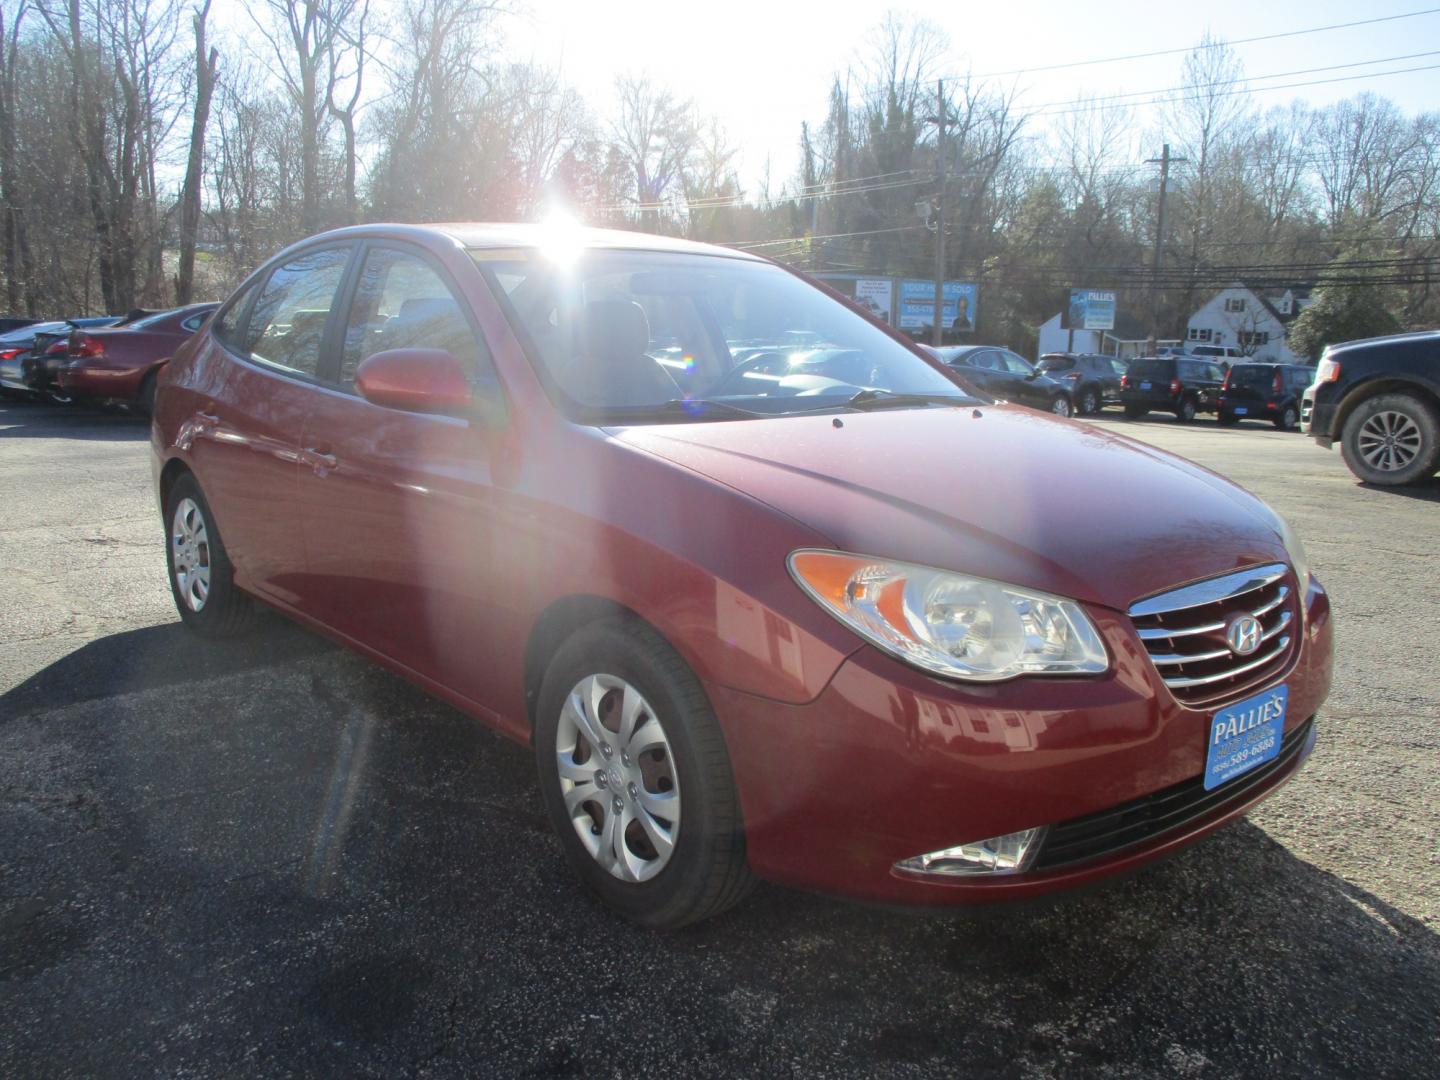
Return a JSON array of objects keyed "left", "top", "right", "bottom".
[{"left": 303, "top": 447, "right": 338, "bottom": 472}]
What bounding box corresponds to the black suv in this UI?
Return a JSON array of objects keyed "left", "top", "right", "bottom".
[
  {"left": 1303, "top": 330, "right": 1440, "bottom": 485},
  {"left": 1119, "top": 356, "right": 1226, "bottom": 422},
  {"left": 936, "top": 345, "right": 1075, "bottom": 417},
  {"left": 1035, "top": 352, "right": 1128, "bottom": 415},
  {"left": 1218, "top": 363, "right": 1313, "bottom": 430}
]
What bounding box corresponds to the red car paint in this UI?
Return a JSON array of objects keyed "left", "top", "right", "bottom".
[
  {"left": 151, "top": 224, "right": 1332, "bottom": 905},
  {"left": 59, "top": 303, "right": 216, "bottom": 407}
]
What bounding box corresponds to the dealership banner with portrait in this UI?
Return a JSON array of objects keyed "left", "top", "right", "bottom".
[{"left": 898, "top": 280, "right": 977, "bottom": 332}]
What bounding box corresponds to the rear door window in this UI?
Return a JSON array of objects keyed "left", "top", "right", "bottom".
[{"left": 244, "top": 246, "right": 352, "bottom": 377}]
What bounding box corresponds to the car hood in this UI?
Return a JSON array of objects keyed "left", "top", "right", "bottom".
[{"left": 609, "top": 404, "right": 1289, "bottom": 612}]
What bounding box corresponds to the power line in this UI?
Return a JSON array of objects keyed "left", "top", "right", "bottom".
[
  {"left": 1032, "top": 62, "right": 1440, "bottom": 118},
  {"left": 958, "top": 8, "right": 1440, "bottom": 80},
  {"left": 1019, "top": 49, "right": 1440, "bottom": 113}
]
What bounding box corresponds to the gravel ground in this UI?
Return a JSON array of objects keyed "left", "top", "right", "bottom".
[{"left": 1, "top": 399, "right": 1437, "bottom": 1078}]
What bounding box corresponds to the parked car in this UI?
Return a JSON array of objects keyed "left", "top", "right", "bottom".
[
  {"left": 1120, "top": 355, "right": 1227, "bottom": 421},
  {"left": 1303, "top": 330, "right": 1440, "bottom": 485},
  {"left": 1035, "top": 352, "right": 1128, "bottom": 415},
  {"left": 153, "top": 223, "right": 1331, "bottom": 927},
  {"left": 0, "top": 317, "right": 123, "bottom": 402},
  {"left": 1189, "top": 344, "right": 1244, "bottom": 363},
  {"left": 1218, "top": 363, "right": 1312, "bottom": 430},
  {"left": 935, "top": 345, "right": 1074, "bottom": 416},
  {"left": 57, "top": 302, "right": 217, "bottom": 414}
]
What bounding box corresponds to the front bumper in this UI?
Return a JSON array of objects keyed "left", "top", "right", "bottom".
[
  {"left": 710, "top": 578, "right": 1332, "bottom": 905},
  {"left": 1303, "top": 396, "right": 1336, "bottom": 447}
]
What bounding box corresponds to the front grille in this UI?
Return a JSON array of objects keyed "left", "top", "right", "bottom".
[
  {"left": 1128, "top": 563, "right": 1298, "bottom": 707},
  {"left": 1033, "top": 717, "right": 1314, "bottom": 871}
]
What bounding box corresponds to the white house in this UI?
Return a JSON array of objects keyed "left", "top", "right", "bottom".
[{"left": 1185, "top": 284, "right": 1314, "bottom": 363}]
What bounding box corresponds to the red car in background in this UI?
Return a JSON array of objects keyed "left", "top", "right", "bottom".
[
  {"left": 150, "top": 224, "right": 1333, "bottom": 928},
  {"left": 59, "top": 302, "right": 217, "bottom": 414}
]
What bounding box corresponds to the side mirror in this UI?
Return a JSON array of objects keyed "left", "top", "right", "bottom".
[
  {"left": 1024, "top": 370, "right": 1040, "bottom": 381},
  {"left": 355, "top": 348, "right": 474, "bottom": 417}
]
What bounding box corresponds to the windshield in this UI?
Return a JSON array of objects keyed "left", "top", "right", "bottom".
[{"left": 474, "top": 250, "right": 973, "bottom": 421}]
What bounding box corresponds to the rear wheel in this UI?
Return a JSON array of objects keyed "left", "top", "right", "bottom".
[
  {"left": 165, "top": 473, "right": 255, "bottom": 636},
  {"left": 534, "top": 618, "right": 753, "bottom": 928},
  {"left": 1175, "top": 397, "right": 1198, "bottom": 423},
  {"left": 137, "top": 371, "right": 158, "bottom": 418},
  {"left": 1078, "top": 388, "right": 1100, "bottom": 415},
  {"left": 1275, "top": 404, "right": 1298, "bottom": 431},
  {"left": 1340, "top": 393, "right": 1440, "bottom": 486}
]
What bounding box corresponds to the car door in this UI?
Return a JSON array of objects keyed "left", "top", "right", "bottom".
[
  {"left": 184, "top": 244, "right": 353, "bottom": 605},
  {"left": 997, "top": 350, "right": 1043, "bottom": 407},
  {"left": 294, "top": 241, "right": 506, "bottom": 704}
]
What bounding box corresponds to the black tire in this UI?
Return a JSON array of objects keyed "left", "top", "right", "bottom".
[
  {"left": 137, "top": 370, "right": 158, "bottom": 418},
  {"left": 1049, "top": 394, "right": 1072, "bottom": 418},
  {"left": 1078, "top": 388, "right": 1101, "bottom": 415},
  {"left": 1123, "top": 404, "right": 1148, "bottom": 419},
  {"left": 164, "top": 472, "right": 255, "bottom": 636},
  {"left": 534, "top": 618, "right": 754, "bottom": 929},
  {"left": 1339, "top": 392, "right": 1440, "bottom": 486},
  {"left": 1274, "top": 404, "right": 1298, "bottom": 431},
  {"left": 1175, "top": 397, "right": 1197, "bottom": 423}
]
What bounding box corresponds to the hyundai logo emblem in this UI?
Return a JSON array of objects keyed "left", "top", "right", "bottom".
[{"left": 1226, "top": 614, "right": 1263, "bottom": 656}]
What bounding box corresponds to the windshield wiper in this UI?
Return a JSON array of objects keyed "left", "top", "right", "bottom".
[
  {"left": 616, "top": 397, "right": 769, "bottom": 421},
  {"left": 844, "top": 388, "right": 968, "bottom": 411}
]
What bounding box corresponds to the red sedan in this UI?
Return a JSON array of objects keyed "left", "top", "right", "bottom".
[
  {"left": 59, "top": 302, "right": 217, "bottom": 414},
  {"left": 150, "top": 224, "right": 1333, "bottom": 927}
]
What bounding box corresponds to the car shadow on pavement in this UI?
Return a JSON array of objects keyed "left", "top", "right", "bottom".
[
  {"left": 2, "top": 627, "right": 1436, "bottom": 1077},
  {"left": 1358, "top": 475, "right": 1440, "bottom": 502},
  {"left": 0, "top": 401, "right": 148, "bottom": 439},
  {"left": 0, "top": 616, "right": 339, "bottom": 720}
]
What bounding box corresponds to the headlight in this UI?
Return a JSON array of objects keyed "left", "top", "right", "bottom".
[
  {"left": 1274, "top": 511, "right": 1310, "bottom": 586},
  {"left": 787, "top": 550, "right": 1108, "bottom": 682}
]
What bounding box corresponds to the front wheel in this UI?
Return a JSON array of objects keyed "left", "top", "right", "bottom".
[
  {"left": 1339, "top": 393, "right": 1440, "bottom": 485},
  {"left": 165, "top": 472, "right": 255, "bottom": 636},
  {"left": 1175, "top": 397, "right": 1198, "bottom": 423},
  {"left": 534, "top": 618, "right": 753, "bottom": 928},
  {"left": 1050, "top": 395, "right": 1072, "bottom": 418},
  {"left": 1275, "top": 404, "right": 1298, "bottom": 431}
]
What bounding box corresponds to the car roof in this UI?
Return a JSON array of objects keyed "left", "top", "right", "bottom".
[{"left": 293, "top": 222, "right": 767, "bottom": 262}]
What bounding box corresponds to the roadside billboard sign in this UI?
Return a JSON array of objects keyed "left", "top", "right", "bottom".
[
  {"left": 1064, "top": 289, "right": 1117, "bottom": 331},
  {"left": 816, "top": 275, "right": 895, "bottom": 324},
  {"left": 898, "top": 280, "right": 978, "bottom": 331}
]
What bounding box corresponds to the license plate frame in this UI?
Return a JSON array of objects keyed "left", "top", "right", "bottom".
[{"left": 1205, "top": 685, "right": 1287, "bottom": 790}]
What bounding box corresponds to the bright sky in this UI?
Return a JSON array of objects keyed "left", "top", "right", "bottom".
[{"left": 504, "top": 0, "right": 1440, "bottom": 191}]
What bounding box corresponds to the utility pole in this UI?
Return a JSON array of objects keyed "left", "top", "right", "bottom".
[
  {"left": 1146, "top": 143, "right": 1186, "bottom": 349},
  {"left": 931, "top": 79, "right": 947, "bottom": 348}
]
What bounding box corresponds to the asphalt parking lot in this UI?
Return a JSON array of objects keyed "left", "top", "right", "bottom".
[{"left": 2, "top": 398, "right": 1437, "bottom": 1078}]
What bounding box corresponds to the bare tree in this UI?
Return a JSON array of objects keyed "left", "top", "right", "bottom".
[
  {"left": 0, "top": 0, "right": 36, "bottom": 313},
  {"left": 612, "top": 74, "right": 695, "bottom": 230},
  {"left": 174, "top": 0, "right": 216, "bottom": 303}
]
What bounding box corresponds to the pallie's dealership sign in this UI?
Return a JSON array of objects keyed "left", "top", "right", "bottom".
[{"left": 1064, "top": 289, "right": 1117, "bottom": 331}]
